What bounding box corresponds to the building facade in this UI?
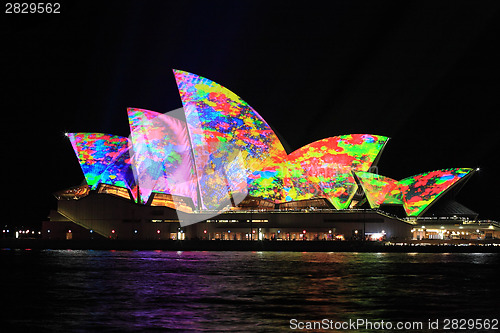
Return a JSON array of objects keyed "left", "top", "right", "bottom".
[{"left": 45, "top": 70, "right": 486, "bottom": 241}]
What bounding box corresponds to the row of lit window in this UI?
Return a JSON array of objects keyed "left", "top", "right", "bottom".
[
  {"left": 46, "top": 229, "right": 184, "bottom": 235},
  {"left": 205, "top": 219, "right": 269, "bottom": 223},
  {"left": 411, "top": 227, "right": 486, "bottom": 233},
  {"left": 3, "top": 229, "right": 41, "bottom": 234},
  {"left": 149, "top": 219, "right": 180, "bottom": 223},
  {"left": 3, "top": 229, "right": 43, "bottom": 239}
]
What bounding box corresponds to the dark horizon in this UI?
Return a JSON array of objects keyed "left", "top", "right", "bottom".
[{"left": 4, "top": 0, "right": 500, "bottom": 226}]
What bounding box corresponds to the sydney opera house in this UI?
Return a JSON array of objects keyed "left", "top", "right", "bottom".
[{"left": 44, "top": 70, "right": 497, "bottom": 242}]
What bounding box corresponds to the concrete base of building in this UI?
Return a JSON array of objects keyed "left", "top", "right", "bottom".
[{"left": 44, "top": 192, "right": 415, "bottom": 241}]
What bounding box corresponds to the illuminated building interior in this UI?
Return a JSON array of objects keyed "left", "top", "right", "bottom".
[{"left": 149, "top": 193, "right": 194, "bottom": 213}]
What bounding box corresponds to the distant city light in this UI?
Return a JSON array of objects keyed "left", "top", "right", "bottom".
[{"left": 370, "top": 233, "right": 385, "bottom": 240}]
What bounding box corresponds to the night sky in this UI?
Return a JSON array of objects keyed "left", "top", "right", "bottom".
[{"left": 3, "top": 0, "right": 500, "bottom": 227}]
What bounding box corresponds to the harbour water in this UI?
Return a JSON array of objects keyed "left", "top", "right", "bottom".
[{"left": 1, "top": 250, "right": 499, "bottom": 332}]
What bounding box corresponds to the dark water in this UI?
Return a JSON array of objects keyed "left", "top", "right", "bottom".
[{"left": 1, "top": 250, "right": 499, "bottom": 332}]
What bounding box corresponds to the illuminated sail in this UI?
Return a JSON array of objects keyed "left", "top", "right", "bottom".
[
  {"left": 98, "top": 143, "right": 138, "bottom": 201},
  {"left": 127, "top": 108, "right": 198, "bottom": 206},
  {"left": 174, "top": 69, "right": 287, "bottom": 209},
  {"left": 280, "top": 134, "right": 388, "bottom": 208},
  {"left": 67, "top": 133, "right": 131, "bottom": 189},
  {"left": 356, "top": 172, "right": 399, "bottom": 208},
  {"left": 398, "top": 168, "right": 473, "bottom": 216}
]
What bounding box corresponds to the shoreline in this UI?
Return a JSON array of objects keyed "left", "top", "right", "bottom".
[{"left": 1, "top": 239, "right": 499, "bottom": 253}]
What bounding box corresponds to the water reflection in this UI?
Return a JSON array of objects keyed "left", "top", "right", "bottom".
[{"left": 0, "top": 250, "right": 499, "bottom": 332}]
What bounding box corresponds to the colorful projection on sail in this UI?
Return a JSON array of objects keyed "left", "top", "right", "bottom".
[
  {"left": 249, "top": 134, "right": 388, "bottom": 208},
  {"left": 248, "top": 165, "right": 288, "bottom": 202},
  {"left": 67, "top": 133, "right": 135, "bottom": 192},
  {"left": 356, "top": 172, "right": 400, "bottom": 208},
  {"left": 398, "top": 168, "right": 472, "bottom": 216},
  {"left": 284, "top": 134, "right": 388, "bottom": 209},
  {"left": 98, "top": 144, "right": 138, "bottom": 201},
  {"left": 66, "top": 70, "right": 474, "bottom": 220},
  {"left": 174, "top": 69, "right": 287, "bottom": 209},
  {"left": 286, "top": 134, "right": 389, "bottom": 172},
  {"left": 127, "top": 108, "right": 199, "bottom": 206}
]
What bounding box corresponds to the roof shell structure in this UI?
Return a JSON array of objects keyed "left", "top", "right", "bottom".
[
  {"left": 65, "top": 70, "right": 475, "bottom": 222},
  {"left": 356, "top": 172, "right": 399, "bottom": 209},
  {"left": 127, "top": 108, "right": 198, "bottom": 206},
  {"left": 67, "top": 133, "right": 137, "bottom": 199},
  {"left": 356, "top": 168, "right": 474, "bottom": 216},
  {"left": 398, "top": 168, "right": 473, "bottom": 216},
  {"left": 247, "top": 134, "right": 389, "bottom": 209},
  {"left": 174, "top": 69, "right": 286, "bottom": 210}
]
